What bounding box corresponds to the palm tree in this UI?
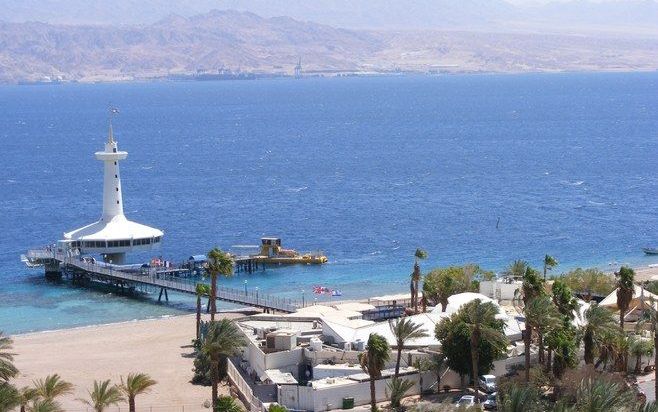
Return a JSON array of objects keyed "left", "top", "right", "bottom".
[
  {"left": 16, "top": 387, "right": 38, "bottom": 412},
  {"left": 523, "top": 296, "right": 561, "bottom": 382},
  {"left": 506, "top": 260, "right": 528, "bottom": 278},
  {"left": 78, "top": 380, "right": 124, "bottom": 412},
  {"left": 0, "top": 331, "right": 18, "bottom": 382},
  {"left": 215, "top": 396, "right": 242, "bottom": 412},
  {"left": 387, "top": 377, "right": 414, "bottom": 410},
  {"left": 0, "top": 382, "right": 19, "bottom": 411},
  {"left": 429, "top": 353, "right": 446, "bottom": 394},
  {"left": 581, "top": 303, "right": 619, "bottom": 365},
  {"left": 27, "top": 399, "right": 63, "bottom": 412},
  {"left": 33, "top": 374, "right": 73, "bottom": 402},
  {"left": 460, "top": 299, "right": 507, "bottom": 402},
  {"left": 206, "top": 248, "right": 234, "bottom": 321},
  {"left": 195, "top": 283, "right": 210, "bottom": 340},
  {"left": 629, "top": 335, "right": 654, "bottom": 374},
  {"left": 201, "top": 319, "right": 247, "bottom": 408},
  {"left": 359, "top": 333, "right": 390, "bottom": 412},
  {"left": 120, "top": 373, "right": 157, "bottom": 412},
  {"left": 616, "top": 266, "right": 635, "bottom": 331},
  {"left": 572, "top": 376, "right": 634, "bottom": 411},
  {"left": 411, "top": 249, "right": 427, "bottom": 313},
  {"left": 543, "top": 255, "right": 558, "bottom": 280},
  {"left": 389, "top": 318, "right": 429, "bottom": 377},
  {"left": 497, "top": 385, "right": 543, "bottom": 412}
]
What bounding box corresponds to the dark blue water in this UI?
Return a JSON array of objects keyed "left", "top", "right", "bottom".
[{"left": 2, "top": 73, "right": 658, "bottom": 334}]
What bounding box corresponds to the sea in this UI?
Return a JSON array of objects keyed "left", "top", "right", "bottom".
[{"left": 1, "top": 72, "right": 658, "bottom": 334}]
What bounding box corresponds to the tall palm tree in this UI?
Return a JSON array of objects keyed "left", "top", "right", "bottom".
[
  {"left": 460, "top": 299, "right": 507, "bottom": 402},
  {"left": 389, "top": 318, "right": 429, "bottom": 377},
  {"left": 581, "top": 303, "right": 619, "bottom": 365},
  {"left": 0, "top": 331, "right": 18, "bottom": 382},
  {"left": 506, "top": 260, "right": 528, "bottom": 278},
  {"left": 629, "top": 335, "right": 654, "bottom": 374},
  {"left": 411, "top": 249, "right": 427, "bottom": 314},
  {"left": 616, "top": 266, "right": 635, "bottom": 331},
  {"left": 523, "top": 296, "right": 561, "bottom": 382},
  {"left": 206, "top": 248, "right": 234, "bottom": 321},
  {"left": 120, "top": 373, "right": 157, "bottom": 412},
  {"left": 521, "top": 267, "right": 545, "bottom": 305},
  {"left": 359, "top": 333, "right": 390, "bottom": 412},
  {"left": 78, "top": 380, "right": 124, "bottom": 412},
  {"left": 543, "top": 255, "right": 558, "bottom": 281},
  {"left": 33, "top": 374, "right": 73, "bottom": 402},
  {"left": 195, "top": 283, "right": 210, "bottom": 340},
  {"left": 497, "top": 385, "right": 543, "bottom": 412},
  {"left": 201, "top": 319, "right": 247, "bottom": 408}
]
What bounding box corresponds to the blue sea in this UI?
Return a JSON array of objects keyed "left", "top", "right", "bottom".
[{"left": 1, "top": 73, "right": 658, "bottom": 334}]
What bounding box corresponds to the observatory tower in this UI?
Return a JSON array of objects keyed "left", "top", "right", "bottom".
[{"left": 63, "top": 113, "right": 163, "bottom": 264}]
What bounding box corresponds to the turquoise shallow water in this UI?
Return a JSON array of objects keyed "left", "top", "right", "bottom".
[{"left": 1, "top": 73, "right": 658, "bottom": 334}]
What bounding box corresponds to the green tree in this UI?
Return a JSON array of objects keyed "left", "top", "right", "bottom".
[
  {"left": 543, "top": 255, "right": 558, "bottom": 280},
  {"left": 206, "top": 248, "right": 234, "bottom": 321},
  {"left": 388, "top": 318, "right": 429, "bottom": 378},
  {"left": 268, "top": 404, "right": 288, "bottom": 412},
  {"left": 423, "top": 266, "right": 475, "bottom": 311},
  {"left": 629, "top": 335, "right": 654, "bottom": 374},
  {"left": 78, "top": 380, "right": 125, "bottom": 412},
  {"left": 411, "top": 249, "right": 427, "bottom": 314},
  {"left": 26, "top": 399, "right": 63, "bottom": 412},
  {"left": 561, "top": 268, "right": 615, "bottom": 301},
  {"left": 581, "top": 303, "right": 620, "bottom": 365},
  {"left": 16, "top": 386, "right": 38, "bottom": 412},
  {"left": 195, "top": 283, "right": 211, "bottom": 340},
  {"left": 522, "top": 267, "right": 545, "bottom": 305},
  {"left": 523, "top": 296, "right": 561, "bottom": 382},
  {"left": 506, "top": 260, "right": 528, "bottom": 278},
  {"left": 545, "top": 318, "right": 578, "bottom": 379},
  {"left": 551, "top": 280, "right": 579, "bottom": 319},
  {"left": 201, "top": 319, "right": 247, "bottom": 409},
  {"left": 0, "top": 332, "right": 18, "bottom": 382},
  {"left": 571, "top": 375, "right": 635, "bottom": 411},
  {"left": 617, "top": 266, "right": 635, "bottom": 331},
  {"left": 387, "top": 377, "right": 414, "bottom": 410},
  {"left": 0, "top": 382, "right": 19, "bottom": 412},
  {"left": 358, "top": 333, "right": 390, "bottom": 412},
  {"left": 120, "top": 373, "right": 157, "bottom": 412},
  {"left": 33, "top": 374, "right": 73, "bottom": 402},
  {"left": 497, "top": 384, "right": 544, "bottom": 412},
  {"left": 214, "top": 395, "right": 242, "bottom": 412}
]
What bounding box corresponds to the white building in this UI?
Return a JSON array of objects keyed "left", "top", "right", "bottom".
[{"left": 62, "top": 118, "right": 163, "bottom": 264}]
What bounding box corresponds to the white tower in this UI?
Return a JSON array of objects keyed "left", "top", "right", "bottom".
[{"left": 64, "top": 111, "right": 164, "bottom": 264}]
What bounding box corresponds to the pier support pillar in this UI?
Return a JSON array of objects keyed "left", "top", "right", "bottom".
[
  {"left": 158, "top": 287, "right": 169, "bottom": 303},
  {"left": 44, "top": 260, "right": 62, "bottom": 280}
]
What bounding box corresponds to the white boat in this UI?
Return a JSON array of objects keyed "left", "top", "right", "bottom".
[{"left": 643, "top": 248, "right": 658, "bottom": 255}]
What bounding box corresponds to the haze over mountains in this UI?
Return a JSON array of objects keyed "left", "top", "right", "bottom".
[
  {"left": 2, "top": 0, "right": 658, "bottom": 32},
  {"left": 0, "top": 1, "right": 657, "bottom": 83}
]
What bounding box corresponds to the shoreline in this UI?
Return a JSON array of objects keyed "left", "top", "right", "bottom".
[{"left": 9, "top": 312, "right": 247, "bottom": 412}]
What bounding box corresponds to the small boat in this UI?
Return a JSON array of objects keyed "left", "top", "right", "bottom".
[
  {"left": 643, "top": 248, "right": 658, "bottom": 255},
  {"left": 251, "top": 237, "right": 328, "bottom": 265}
]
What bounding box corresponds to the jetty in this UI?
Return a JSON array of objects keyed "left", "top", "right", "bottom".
[{"left": 24, "top": 248, "right": 301, "bottom": 313}]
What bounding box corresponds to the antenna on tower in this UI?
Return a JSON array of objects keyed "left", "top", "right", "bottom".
[{"left": 108, "top": 106, "right": 119, "bottom": 143}]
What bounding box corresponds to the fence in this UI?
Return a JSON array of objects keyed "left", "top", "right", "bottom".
[{"left": 227, "top": 358, "right": 266, "bottom": 412}]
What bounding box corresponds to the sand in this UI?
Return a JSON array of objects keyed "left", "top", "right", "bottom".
[{"left": 10, "top": 313, "right": 245, "bottom": 412}]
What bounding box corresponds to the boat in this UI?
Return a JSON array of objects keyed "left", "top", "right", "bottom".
[
  {"left": 250, "top": 237, "right": 328, "bottom": 265},
  {"left": 643, "top": 248, "right": 658, "bottom": 255}
]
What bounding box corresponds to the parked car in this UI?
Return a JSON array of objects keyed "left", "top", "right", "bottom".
[
  {"left": 455, "top": 395, "right": 475, "bottom": 409},
  {"left": 483, "top": 392, "right": 497, "bottom": 410},
  {"left": 479, "top": 374, "right": 497, "bottom": 393}
]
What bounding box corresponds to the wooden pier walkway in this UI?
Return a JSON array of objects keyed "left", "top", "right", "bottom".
[{"left": 25, "top": 249, "right": 300, "bottom": 313}]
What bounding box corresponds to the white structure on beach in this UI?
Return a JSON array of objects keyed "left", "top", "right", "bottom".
[{"left": 62, "top": 116, "right": 163, "bottom": 264}]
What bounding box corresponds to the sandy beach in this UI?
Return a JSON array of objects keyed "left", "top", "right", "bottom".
[{"left": 10, "top": 313, "right": 245, "bottom": 412}]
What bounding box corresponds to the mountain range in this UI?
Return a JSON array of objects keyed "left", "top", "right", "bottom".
[{"left": 1, "top": 8, "right": 657, "bottom": 83}]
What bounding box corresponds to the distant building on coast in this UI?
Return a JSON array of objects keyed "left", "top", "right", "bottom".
[{"left": 294, "top": 58, "right": 303, "bottom": 78}]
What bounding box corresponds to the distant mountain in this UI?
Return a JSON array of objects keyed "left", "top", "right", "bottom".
[
  {"left": 1, "top": 0, "right": 657, "bottom": 34},
  {"left": 1, "top": 9, "right": 657, "bottom": 83}
]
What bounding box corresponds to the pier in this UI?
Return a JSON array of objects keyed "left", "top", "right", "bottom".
[{"left": 25, "top": 249, "right": 301, "bottom": 313}]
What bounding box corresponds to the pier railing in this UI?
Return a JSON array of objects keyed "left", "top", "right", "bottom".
[{"left": 28, "top": 249, "right": 300, "bottom": 313}]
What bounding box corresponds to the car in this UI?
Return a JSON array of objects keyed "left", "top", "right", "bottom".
[
  {"left": 483, "top": 392, "right": 497, "bottom": 410},
  {"left": 479, "top": 374, "right": 497, "bottom": 393},
  {"left": 455, "top": 395, "right": 475, "bottom": 408}
]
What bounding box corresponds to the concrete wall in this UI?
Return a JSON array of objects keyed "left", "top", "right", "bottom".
[
  {"left": 245, "top": 339, "right": 304, "bottom": 380},
  {"left": 278, "top": 372, "right": 432, "bottom": 412},
  {"left": 479, "top": 280, "right": 520, "bottom": 301}
]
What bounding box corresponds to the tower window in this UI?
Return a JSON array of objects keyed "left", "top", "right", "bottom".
[
  {"left": 113, "top": 148, "right": 117, "bottom": 153},
  {"left": 114, "top": 162, "right": 117, "bottom": 165},
  {"left": 116, "top": 188, "right": 119, "bottom": 191},
  {"left": 115, "top": 174, "right": 117, "bottom": 178},
  {"left": 117, "top": 201, "right": 120, "bottom": 204}
]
